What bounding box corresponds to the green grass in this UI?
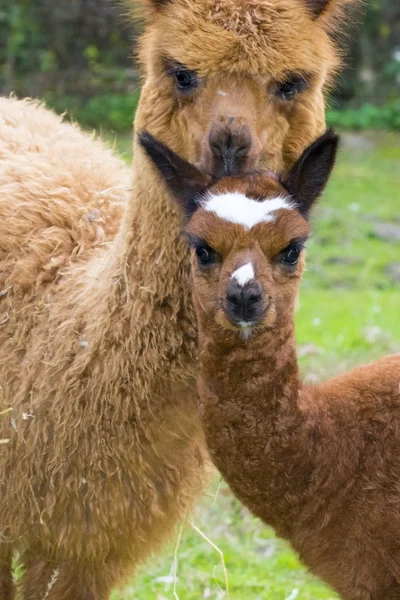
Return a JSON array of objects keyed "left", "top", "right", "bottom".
[
  {"left": 104, "top": 130, "right": 399, "bottom": 599},
  {"left": 112, "top": 480, "right": 336, "bottom": 600}
]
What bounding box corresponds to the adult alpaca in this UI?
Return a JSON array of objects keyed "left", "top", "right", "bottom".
[{"left": 0, "top": 0, "right": 358, "bottom": 597}]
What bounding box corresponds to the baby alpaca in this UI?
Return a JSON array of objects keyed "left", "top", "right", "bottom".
[{"left": 140, "top": 130, "right": 400, "bottom": 600}]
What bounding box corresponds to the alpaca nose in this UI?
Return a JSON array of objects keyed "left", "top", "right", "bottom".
[
  {"left": 209, "top": 122, "right": 252, "bottom": 177},
  {"left": 225, "top": 279, "right": 263, "bottom": 325}
]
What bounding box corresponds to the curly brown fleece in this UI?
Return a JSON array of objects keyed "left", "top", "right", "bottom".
[
  {"left": 0, "top": 0, "right": 358, "bottom": 597},
  {"left": 175, "top": 146, "right": 400, "bottom": 600}
]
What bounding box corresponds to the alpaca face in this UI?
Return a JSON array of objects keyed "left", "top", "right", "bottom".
[
  {"left": 136, "top": 0, "right": 350, "bottom": 173},
  {"left": 184, "top": 179, "right": 309, "bottom": 335},
  {"left": 139, "top": 128, "right": 339, "bottom": 338}
]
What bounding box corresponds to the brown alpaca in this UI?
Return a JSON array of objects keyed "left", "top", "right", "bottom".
[
  {"left": 142, "top": 130, "right": 400, "bottom": 600},
  {"left": 0, "top": 0, "right": 359, "bottom": 597}
]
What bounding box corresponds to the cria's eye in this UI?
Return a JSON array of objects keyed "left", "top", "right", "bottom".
[
  {"left": 283, "top": 247, "right": 300, "bottom": 265},
  {"left": 275, "top": 76, "right": 308, "bottom": 100},
  {"left": 196, "top": 246, "right": 212, "bottom": 265},
  {"left": 174, "top": 70, "right": 197, "bottom": 91}
]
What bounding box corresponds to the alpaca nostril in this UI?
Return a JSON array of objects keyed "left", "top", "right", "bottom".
[
  {"left": 227, "top": 291, "right": 241, "bottom": 306},
  {"left": 235, "top": 144, "right": 251, "bottom": 159},
  {"left": 210, "top": 139, "right": 223, "bottom": 156},
  {"left": 247, "top": 292, "right": 262, "bottom": 306}
]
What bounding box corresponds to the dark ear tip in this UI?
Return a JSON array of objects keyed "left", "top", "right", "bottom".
[
  {"left": 138, "top": 130, "right": 154, "bottom": 149},
  {"left": 321, "top": 127, "right": 340, "bottom": 147},
  {"left": 308, "top": 128, "right": 340, "bottom": 161},
  {"left": 150, "top": 0, "right": 171, "bottom": 8},
  {"left": 306, "top": 0, "right": 330, "bottom": 19}
]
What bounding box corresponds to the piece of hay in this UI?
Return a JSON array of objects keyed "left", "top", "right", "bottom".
[
  {"left": 189, "top": 521, "right": 230, "bottom": 599},
  {"left": 172, "top": 524, "right": 184, "bottom": 600}
]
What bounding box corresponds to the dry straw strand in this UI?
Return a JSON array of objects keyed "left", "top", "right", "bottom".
[
  {"left": 189, "top": 520, "right": 230, "bottom": 598},
  {"left": 42, "top": 568, "right": 60, "bottom": 600},
  {"left": 0, "top": 408, "right": 13, "bottom": 416},
  {"left": 172, "top": 523, "right": 184, "bottom": 600},
  {"left": 212, "top": 476, "right": 223, "bottom": 507}
]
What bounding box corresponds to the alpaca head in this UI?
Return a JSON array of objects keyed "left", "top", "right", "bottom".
[
  {"left": 140, "top": 129, "right": 338, "bottom": 338},
  {"left": 133, "top": 0, "right": 355, "bottom": 173}
]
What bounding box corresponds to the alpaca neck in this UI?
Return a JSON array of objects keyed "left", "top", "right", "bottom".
[
  {"left": 114, "top": 152, "right": 191, "bottom": 303},
  {"left": 47, "top": 145, "right": 197, "bottom": 421},
  {"left": 197, "top": 315, "right": 309, "bottom": 531}
]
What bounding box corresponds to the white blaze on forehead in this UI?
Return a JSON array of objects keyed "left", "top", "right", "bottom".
[
  {"left": 203, "top": 192, "right": 295, "bottom": 229},
  {"left": 231, "top": 263, "right": 255, "bottom": 287}
]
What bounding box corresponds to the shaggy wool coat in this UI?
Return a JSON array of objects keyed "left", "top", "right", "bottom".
[{"left": 0, "top": 0, "right": 359, "bottom": 597}]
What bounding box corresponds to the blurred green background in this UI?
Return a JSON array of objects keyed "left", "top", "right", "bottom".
[
  {"left": 2, "top": 1, "right": 399, "bottom": 598},
  {"left": 1, "top": 0, "right": 400, "bottom": 130}
]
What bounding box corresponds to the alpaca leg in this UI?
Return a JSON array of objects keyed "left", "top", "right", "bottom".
[
  {"left": 20, "top": 554, "right": 118, "bottom": 600},
  {"left": 0, "top": 545, "right": 14, "bottom": 600}
]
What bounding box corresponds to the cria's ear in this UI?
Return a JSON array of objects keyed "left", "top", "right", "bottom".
[
  {"left": 124, "top": 0, "right": 171, "bottom": 21},
  {"left": 142, "top": 0, "right": 170, "bottom": 9},
  {"left": 306, "top": 0, "right": 332, "bottom": 17},
  {"left": 305, "top": 0, "right": 359, "bottom": 21},
  {"left": 281, "top": 129, "right": 339, "bottom": 217},
  {"left": 139, "top": 132, "right": 213, "bottom": 221}
]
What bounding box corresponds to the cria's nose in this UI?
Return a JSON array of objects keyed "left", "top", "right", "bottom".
[{"left": 225, "top": 279, "right": 263, "bottom": 324}]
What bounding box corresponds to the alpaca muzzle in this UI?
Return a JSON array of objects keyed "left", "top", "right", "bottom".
[
  {"left": 225, "top": 278, "right": 264, "bottom": 327},
  {"left": 206, "top": 120, "right": 259, "bottom": 177}
]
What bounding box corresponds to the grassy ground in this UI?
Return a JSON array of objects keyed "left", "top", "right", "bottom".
[{"left": 104, "top": 130, "right": 400, "bottom": 600}]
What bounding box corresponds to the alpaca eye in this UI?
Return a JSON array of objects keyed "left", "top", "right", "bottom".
[
  {"left": 196, "top": 246, "right": 211, "bottom": 265},
  {"left": 275, "top": 75, "right": 308, "bottom": 100},
  {"left": 284, "top": 247, "right": 300, "bottom": 265},
  {"left": 175, "top": 70, "right": 197, "bottom": 92}
]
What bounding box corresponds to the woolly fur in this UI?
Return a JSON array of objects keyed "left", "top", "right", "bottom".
[
  {"left": 193, "top": 191, "right": 400, "bottom": 599},
  {"left": 0, "top": 0, "right": 359, "bottom": 596}
]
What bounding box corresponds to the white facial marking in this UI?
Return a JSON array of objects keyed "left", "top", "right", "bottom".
[
  {"left": 217, "top": 90, "right": 228, "bottom": 96},
  {"left": 231, "top": 263, "right": 255, "bottom": 287},
  {"left": 203, "top": 192, "right": 295, "bottom": 229},
  {"left": 239, "top": 324, "right": 254, "bottom": 340}
]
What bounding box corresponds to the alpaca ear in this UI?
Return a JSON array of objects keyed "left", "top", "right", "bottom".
[
  {"left": 305, "top": 0, "right": 359, "bottom": 22},
  {"left": 142, "top": 0, "right": 170, "bottom": 9},
  {"left": 139, "top": 132, "right": 213, "bottom": 220},
  {"left": 281, "top": 129, "right": 339, "bottom": 217},
  {"left": 306, "top": 0, "right": 332, "bottom": 18},
  {"left": 123, "top": 0, "right": 171, "bottom": 21}
]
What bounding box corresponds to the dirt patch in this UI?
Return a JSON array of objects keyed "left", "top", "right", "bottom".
[
  {"left": 341, "top": 133, "right": 375, "bottom": 151},
  {"left": 386, "top": 263, "right": 400, "bottom": 284},
  {"left": 373, "top": 222, "right": 400, "bottom": 242}
]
